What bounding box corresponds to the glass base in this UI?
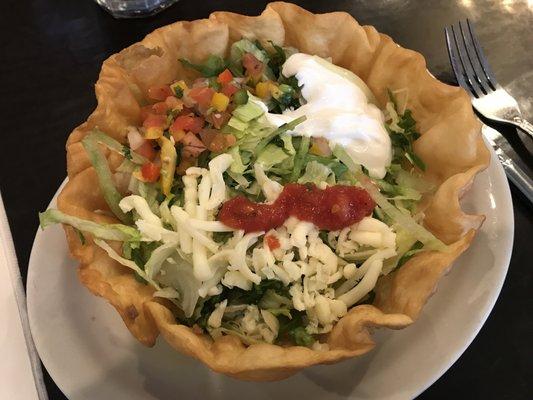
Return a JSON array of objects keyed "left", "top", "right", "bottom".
[{"left": 95, "top": 0, "right": 179, "bottom": 19}]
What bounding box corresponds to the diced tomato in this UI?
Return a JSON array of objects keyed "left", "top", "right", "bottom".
[
  {"left": 151, "top": 101, "right": 169, "bottom": 115},
  {"left": 206, "top": 111, "right": 231, "bottom": 129},
  {"left": 199, "top": 129, "right": 235, "bottom": 152},
  {"left": 242, "top": 53, "right": 264, "bottom": 77},
  {"left": 199, "top": 129, "right": 217, "bottom": 148},
  {"left": 141, "top": 162, "right": 160, "bottom": 182},
  {"left": 165, "top": 96, "right": 183, "bottom": 110},
  {"left": 225, "top": 134, "right": 237, "bottom": 147},
  {"left": 143, "top": 113, "right": 166, "bottom": 129},
  {"left": 183, "top": 147, "right": 206, "bottom": 159},
  {"left": 188, "top": 117, "right": 205, "bottom": 133},
  {"left": 221, "top": 83, "right": 239, "bottom": 97},
  {"left": 178, "top": 107, "right": 194, "bottom": 117},
  {"left": 208, "top": 134, "right": 235, "bottom": 153},
  {"left": 170, "top": 116, "right": 190, "bottom": 133},
  {"left": 265, "top": 235, "right": 280, "bottom": 250},
  {"left": 188, "top": 87, "right": 215, "bottom": 108},
  {"left": 217, "top": 69, "right": 233, "bottom": 85},
  {"left": 134, "top": 140, "right": 157, "bottom": 161},
  {"left": 182, "top": 132, "right": 206, "bottom": 148},
  {"left": 170, "top": 115, "right": 205, "bottom": 134},
  {"left": 148, "top": 85, "right": 173, "bottom": 101}
]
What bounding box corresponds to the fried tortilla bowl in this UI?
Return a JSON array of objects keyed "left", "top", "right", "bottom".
[{"left": 57, "top": 2, "right": 489, "bottom": 381}]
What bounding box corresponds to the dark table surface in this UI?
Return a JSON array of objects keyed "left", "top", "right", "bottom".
[{"left": 1, "top": 0, "right": 531, "bottom": 399}]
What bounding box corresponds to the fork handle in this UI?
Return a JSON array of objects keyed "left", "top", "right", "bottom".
[
  {"left": 494, "top": 146, "right": 533, "bottom": 204},
  {"left": 512, "top": 116, "right": 533, "bottom": 139}
]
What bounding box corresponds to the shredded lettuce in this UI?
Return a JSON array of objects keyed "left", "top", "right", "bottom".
[
  {"left": 230, "top": 39, "right": 269, "bottom": 64},
  {"left": 39, "top": 209, "right": 140, "bottom": 242},
  {"left": 94, "top": 239, "right": 159, "bottom": 289},
  {"left": 228, "top": 146, "right": 247, "bottom": 174},
  {"left": 394, "top": 167, "right": 434, "bottom": 193},
  {"left": 211, "top": 326, "right": 262, "bottom": 345},
  {"left": 157, "top": 256, "right": 201, "bottom": 318},
  {"left": 355, "top": 171, "right": 447, "bottom": 251},
  {"left": 144, "top": 243, "right": 178, "bottom": 279},
  {"left": 256, "top": 144, "right": 290, "bottom": 170},
  {"left": 232, "top": 101, "right": 264, "bottom": 122},
  {"left": 332, "top": 145, "right": 362, "bottom": 175},
  {"left": 279, "top": 133, "right": 296, "bottom": 155},
  {"left": 254, "top": 116, "right": 306, "bottom": 156},
  {"left": 298, "top": 161, "right": 335, "bottom": 185},
  {"left": 227, "top": 115, "right": 249, "bottom": 131},
  {"left": 82, "top": 132, "right": 131, "bottom": 223},
  {"left": 88, "top": 129, "right": 146, "bottom": 165},
  {"left": 382, "top": 226, "right": 418, "bottom": 274}
]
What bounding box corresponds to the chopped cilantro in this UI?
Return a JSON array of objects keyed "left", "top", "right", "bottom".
[
  {"left": 123, "top": 146, "right": 132, "bottom": 161},
  {"left": 388, "top": 100, "right": 426, "bottom": 171},
  {"left": 212, "top": 231, "right": 233, "bottom": 244},
  {"left": 267, "top": 41, "right": 286, "bottom": 77},
  {"left": 172, "top": 85, "right": 183, "bottom": 98},
  {"left": 179, "top": 55, "right": 227, "bottom": 77},
  {"left": 288, "top": 326, "right": 315, "bottom": 347},
  {"left": 130, "top": 241, "right": 161, "bottom": 270},
  {"left": 184, "top": 280, "right": 291, "bottom": 330},
  {"left": 197, "top": 150, "right": 210, "bottom": 168}
]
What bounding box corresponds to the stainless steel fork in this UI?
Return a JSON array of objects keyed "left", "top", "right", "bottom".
[
  {"left": 445, "top": 20, "right": 533, "bottom": 203},
  {"left": 445, "top": 20, "right": 533, "bottom": 139}
]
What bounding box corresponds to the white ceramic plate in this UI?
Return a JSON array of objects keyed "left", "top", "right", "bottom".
[{"left": 27, "top": 127, "right": 514, "bottom": 400}]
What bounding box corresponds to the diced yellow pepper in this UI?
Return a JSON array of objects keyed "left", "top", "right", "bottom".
[
  {"left": 144, "top": 127, "right": 164, "bottom": 139},
  {"left": 211, "top": 92, "right": 230, "bottom": 112},
  {"left": 309, "top": 142, "right": 322, "bottom": 156},
  {"left": 170, "top": 128, "right": 186, "bottom": 142},
  {"left": 158, "top": 136, "right": 177, "bottom": 196},
  {"left": 269, "top": 82, "right": 282, "bottom": 99},
  {"left": 255, "top": 81, "right": 271, "bottom": 99},
  {"left": 132, "top": 168, "right": 149, "bottom": 183}
]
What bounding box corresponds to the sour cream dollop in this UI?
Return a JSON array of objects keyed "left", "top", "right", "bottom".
[{"left": 256, "top": 53, "right": 392, "bottom": 179}]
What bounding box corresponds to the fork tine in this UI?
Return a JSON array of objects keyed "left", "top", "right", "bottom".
[
  {"left": 465, "top": 19, "right": 498, "bottom": 91},
  {"left": 458, "top": 20, "right": 493, "bottom": 94},
  {"left": 452, "top": 22, "right": 486, "bottom": 98},
  {"left": 445, "top": 24, "right": 483, "bottom": 98},
  {"left": 445, "top": 26, "right": 470, "bottom": 94}
]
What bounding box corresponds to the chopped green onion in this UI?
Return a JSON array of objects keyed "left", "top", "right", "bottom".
[
  {"left": 290, "top": 135, "right": 310, "bottom": 182},
  {"left": 255, "top": 115, "right": 306, "bottom": 157}
]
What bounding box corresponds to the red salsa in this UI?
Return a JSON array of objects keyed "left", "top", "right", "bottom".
[{"left": 218, "top": 183, "right": 375, "bottom": 232}]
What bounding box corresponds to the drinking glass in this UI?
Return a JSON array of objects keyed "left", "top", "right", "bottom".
[{"left": 95, "top": 0, "right": 179, "bottom": 18}]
